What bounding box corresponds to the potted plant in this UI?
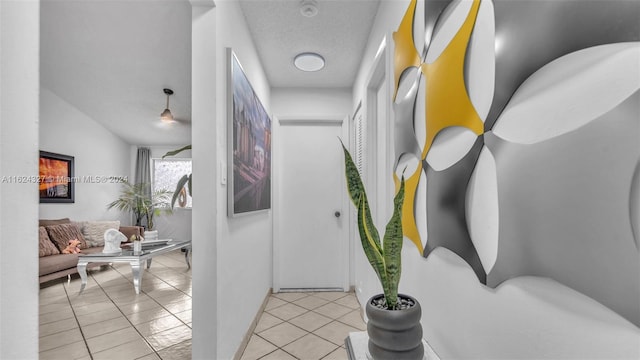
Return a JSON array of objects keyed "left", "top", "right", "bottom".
[
  {"left": 341, "top": 143, "right": 424, "bottom": 360},
  {"left": 107, "top": 181, "right": 173, "bottom": 232}
]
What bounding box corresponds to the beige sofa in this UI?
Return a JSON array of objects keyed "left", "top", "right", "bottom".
[{"left": 38, "top": 218, "right": 143, "bottom": 284}]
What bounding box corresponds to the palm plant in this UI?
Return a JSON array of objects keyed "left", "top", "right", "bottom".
[
  {"left": 341, "top": 142, "right": 406, "bottom": 310},
  {"left": 107, "top": 182, "right": 172, "bottom": 229}
]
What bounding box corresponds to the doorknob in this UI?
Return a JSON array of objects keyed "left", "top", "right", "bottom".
[{"left": 334, "top": 211, "right": 341, "bottom": 218}]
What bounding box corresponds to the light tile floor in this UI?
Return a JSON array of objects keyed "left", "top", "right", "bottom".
[
  {"left": 39, "top": 249, "right": 192, "bottom": 360},
  {"left": 240, "top": 291, "right": 366, "bottom": 360},
  {"left": 40, "top": 250, "right": 365, "bottom": 360}
]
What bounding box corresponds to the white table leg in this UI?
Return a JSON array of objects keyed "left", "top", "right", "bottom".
[
  {"left": 77, "top": 261, "right": 88, "bottom": 294},
  {"left": 131, "top": 261, "right": 143, "bottom": 294}
]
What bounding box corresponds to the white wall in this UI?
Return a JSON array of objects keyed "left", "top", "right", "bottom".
[
  {"left": 0, "top": 0, "right": 40, "bottom": 358},
  {"left": 192, "top": 1, "right": 273, "bottom": 358},
  {"left": 39, "top": 88, "right": 131, "bottom": 223},
  {"left": 190, "top": 2, "right": 217, "bottom": 359},
  {"left": 214, "top": 2, "right": 273, "bottom": 358},
  {"left": 271, "top": 88, "right": 352, "bottom": 117}
]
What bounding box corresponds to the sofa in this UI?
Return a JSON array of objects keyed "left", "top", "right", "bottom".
[{"left": 38, "top": 218, "right": 143, "bottom": 284}]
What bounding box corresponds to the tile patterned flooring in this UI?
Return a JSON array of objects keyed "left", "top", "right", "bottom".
[
  {"left": 240, "top": 291, "right": 365, "bottom": 360},
  {"left": 39, "top": 249, "right": 192, "bottom": 360},
  {"left": 39, "top": 249, "right": 365, "bottom": 360}
]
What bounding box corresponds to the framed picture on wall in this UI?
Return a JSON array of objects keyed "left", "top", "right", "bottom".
[
  {"left": 227, "top": 48, "right": 272, "bottom": 216},
  {"left": 39, "top": 151, "right": 75, "bottom": 203}
]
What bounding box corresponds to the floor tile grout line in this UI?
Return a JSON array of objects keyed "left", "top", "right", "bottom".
[
  {"left": 40, "top": 252, "right": 191, "bottom": 360},
  {"left": 88, "top": 268, "right": 160, "bottom": 359},
  {"left": 254, "top": 325, "right": 310, "bottom": 352},
  {"left": 61, "top": 277, "right": 95, "bottom": 360},
  {"left": 257, "top": 346, "right": 301, "bottom": 360},
  {"left": 86, "top": 258, "right": 190, "bottom": 359},
  {"left": 243, "top": 293, "right": 361, "bottom": 360}
]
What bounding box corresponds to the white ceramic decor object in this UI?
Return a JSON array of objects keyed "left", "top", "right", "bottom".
[
  {"left": 466, "top": 146, "right": 499, "bottom": 273},
  {"left": 492, "top": 42, "right": 640, "bottom": 144},
  {"left": 103, "top": 228, "right": 126, "bottom": 254}
]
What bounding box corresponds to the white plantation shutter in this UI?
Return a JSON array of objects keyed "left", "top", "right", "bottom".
[{"left": 354, "top": 110, "right": 366, "bottom": 177}]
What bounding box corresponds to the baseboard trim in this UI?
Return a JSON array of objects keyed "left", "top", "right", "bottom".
[{"left": 233, "top": 288, "right": 272, "bottom": 360}]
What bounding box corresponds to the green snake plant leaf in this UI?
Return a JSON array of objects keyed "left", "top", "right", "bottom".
[
  {"left": 341, "top": 140, "right": 382, "bottom": 253},
  {"left": 356, "top": 193, "right": 387, "bottom": 293},
  {"left": 382, "top": 175, "right": 405, "bottom": 309}
]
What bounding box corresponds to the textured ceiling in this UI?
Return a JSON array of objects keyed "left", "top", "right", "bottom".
[
  {"left": 239, "top": 0, "right": 381, "bottom": 88},
  {"left": 40, "top": 0, "right": 380, "bottom": 146}
]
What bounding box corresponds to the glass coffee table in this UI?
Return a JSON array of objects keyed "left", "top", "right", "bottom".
[{"left": 77, "top": 239, "right": 191, "bottom": 294}]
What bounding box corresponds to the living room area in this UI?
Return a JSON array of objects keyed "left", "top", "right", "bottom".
[{"left": 36, "top": 0, "right": 194, "bottom": 358}]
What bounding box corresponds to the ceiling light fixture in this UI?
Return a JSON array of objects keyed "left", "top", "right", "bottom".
[
  {"left": 300, "top": 0, "right": 318, "bottom": 17},
  {"left": 294, "top": 52, "right": 325, "bottom": 72},
  {"left": 160, "top": 88, "right": 174, "bottom": 122}
]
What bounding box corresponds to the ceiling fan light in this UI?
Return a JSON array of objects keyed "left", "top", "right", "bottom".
[
  {"left": 160, "top": 108, "right": 174, "bottom": 122},
  {"left": 160, "top": 88, "right": 175, "bottom": 123},
  {"left": 294, "top": 52, "right": 325, "bottom": 72}
]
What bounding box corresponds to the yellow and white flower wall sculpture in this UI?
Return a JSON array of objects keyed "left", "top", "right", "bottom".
[{"left": 391, "top": 0, "right": 640, "bottom": 325}]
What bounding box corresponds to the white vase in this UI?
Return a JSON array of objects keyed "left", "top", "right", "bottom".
[{"left": 144, "top": 230, "right": 158, "bottom": 241}]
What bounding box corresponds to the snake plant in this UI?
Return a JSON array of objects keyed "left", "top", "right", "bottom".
[{"left": 341, "top": 142, "right": 405, "bottom": 310}]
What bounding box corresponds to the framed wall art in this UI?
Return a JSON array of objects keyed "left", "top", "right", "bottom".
[
  {"left": 227, "top": 48, "right": 272, "bottom": 216},
  {"left": 39, "top": 151, "right": 75, "bottom": 203}
]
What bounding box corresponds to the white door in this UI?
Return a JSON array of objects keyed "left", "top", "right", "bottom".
[{"left": 274, "top": 117, "right": 349, "bottom": 291}]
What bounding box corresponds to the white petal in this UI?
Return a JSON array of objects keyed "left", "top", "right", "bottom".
[
  {"left": 425, "top": 0, "right": 473, "bottom": 64},
  {"left": 425, "top": 127, "right": 478, "bottom": 171},
  {"left": 466, "top": 146, "right": 499, "bottom": 273},
  {"left": 493, "top": 42, "right": 640, "bottom": 144},
  {"left": 466, "top": 0, "right": 495, "bottom": 122}
]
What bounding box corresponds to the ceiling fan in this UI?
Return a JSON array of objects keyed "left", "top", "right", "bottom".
[{"left": 159, "top": 88, "right": 190, "bottom": 126}]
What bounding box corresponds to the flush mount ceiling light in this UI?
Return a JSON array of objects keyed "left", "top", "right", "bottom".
[
  {"left": 300, "top": 0, "right": 318, "bottom": 17},
  {"left": 160, "top": 88, "right": 175, "bottom": 122},
  {"left": 294, "top": 52, "right": 325, "bottom": 72}
]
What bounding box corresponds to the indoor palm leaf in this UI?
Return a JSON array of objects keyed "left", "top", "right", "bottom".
[{"left": 107, "top": 181, "right": 172, "bottom": 229}]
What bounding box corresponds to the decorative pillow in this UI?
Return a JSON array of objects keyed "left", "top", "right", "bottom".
[
  {"left": 81, "top": 221, "right": 120, "bottom": 247},
  {"left": 45, "top": 223, "right": 87, "bottom": 252},
  {"left": 38, "top": 226, "right": 60, "bottom": 257},
  {"left": 39, "top": 218, "right": 71, "bottom": 227}
]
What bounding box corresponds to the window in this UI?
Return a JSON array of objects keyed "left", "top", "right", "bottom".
[{"left": 153, "top": 158, "right": 192, "bottom": 208}]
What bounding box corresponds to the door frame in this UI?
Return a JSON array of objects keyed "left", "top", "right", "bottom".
[{"left": 272, "top": 115, "right": 351, "bottom": 293}]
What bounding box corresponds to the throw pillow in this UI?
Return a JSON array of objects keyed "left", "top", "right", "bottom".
[
  {"left": 39, "top": 218, "right": 71, "bottom": 227},
  {"left": 38, "top": 226, "right": 60, "bottom": 257},
  {"left": 46, "top": 223, "right": 87, "bottom": 252},
  {"left": 81, "top": 221, "right": 120, "bottom": 247}
]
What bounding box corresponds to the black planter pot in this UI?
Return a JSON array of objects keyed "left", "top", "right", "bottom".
[{"left": 366, "top": 294, "right": 424, "bottom": 360}]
